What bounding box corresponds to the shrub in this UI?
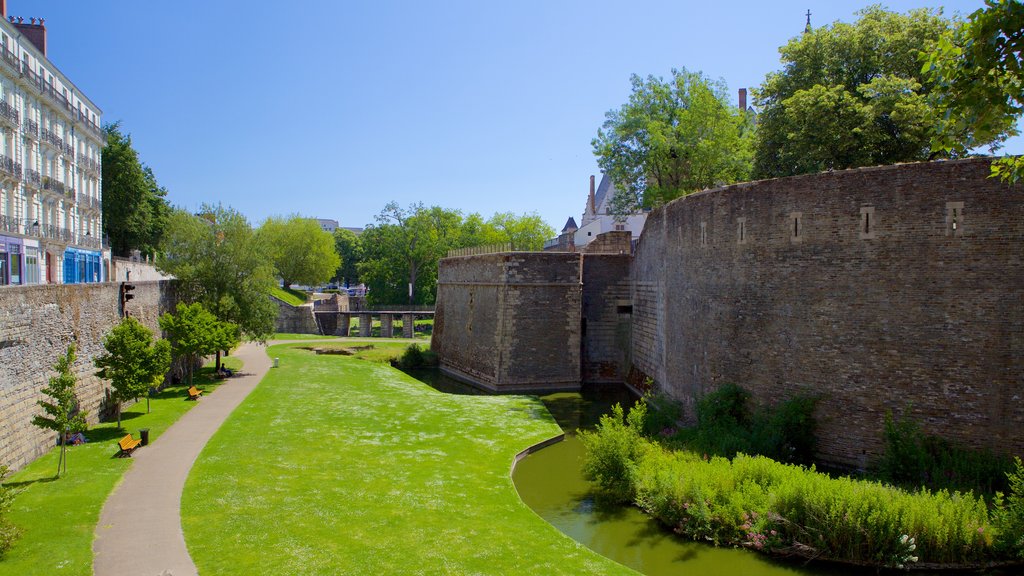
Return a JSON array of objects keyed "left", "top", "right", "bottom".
[
  {"left": 0, "top": 466, "right": 20, "bottom": 558},
  {"left": 640, "top": 392, "right": 682, "bottom": 437},
  {"left": 578, "top": 402, "right": 648, "bottom": 502},
  {"left": 993, "top": 457, "right": 1024, "bottom": 559},
  {"left": 394, "top": 344, "right": 438, "bottom": 370},
  {"left": 874, "top": 411, "right": 1013, "bottom": 497}
]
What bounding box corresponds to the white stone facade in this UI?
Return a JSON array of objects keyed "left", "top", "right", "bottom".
[{"left": 0, "top": 10, "right": 105, "bottom": 286}]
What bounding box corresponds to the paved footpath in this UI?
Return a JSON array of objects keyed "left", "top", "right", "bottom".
[{"left": 93, "top": 341, "right": 273, "bottom": 576}]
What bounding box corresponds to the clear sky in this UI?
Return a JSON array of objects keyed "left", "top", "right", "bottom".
[{"left": 15, "top": 0, "right": 1018, "bottom": 232}]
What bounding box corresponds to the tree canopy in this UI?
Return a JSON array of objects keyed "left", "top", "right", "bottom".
[
  {"left": 332, "top": 228, "right": 363, "bottom": 287},
  {"left": 159, "top": 302, "right": 238, "bottom": 384},
  {"left": 157, "top": 204, "right": 278, "bottom": 341},
  {"left": 94, "top": 317, "right": 171, "bottom": 428},
  {"left": 358, "top": 204, "right": 555, "bottom": 305},
  {"left": 257, "top": 215, "right": 340, "bottom": 289},
  {"left": 101, "top": 122, "right": 170, "bottom": 257},
  {"left": 925, "top": 0, "right": 1024, "bottom": 181},
  {"left": 592, "top": 68, "right": 753, "bottom": 215},
  {"left": 753, "top": 6, "right": 954, "bottom": 178}
]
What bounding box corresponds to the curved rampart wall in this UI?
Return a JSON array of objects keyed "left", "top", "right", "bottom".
[{"left": 632, "top": 159, "right": 1023, "bottom": 467}]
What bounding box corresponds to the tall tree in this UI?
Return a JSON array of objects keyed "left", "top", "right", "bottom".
[
  {"left": 332, "top": 228, "right": 363, "bottom": 287},
  {"left": 753, "top": 6, "right": 953, "bottom": 178},
  {"left": 592, "top": 68, "right": 753, "bottom": 215},
  {"left": 478, "top": 212, "right": 555, "bottom": 251},
  {"left": 157, "top": 205, "right": 278, "bottom": 341},
  {"left": 159, "top": 302, "right": 236, "bottom": 384},
  {"left": 925, "top": 0, "right": 1024, "bottom": 181},
  {"left": 94, "top": 317, "right": 171, "bottom": 428},
  {"left": 101, "top": 122, "right": 169, "bottom": 257},
  {"left": 31, "top": 344, "right": 88, "bottom": 477},
  {"left": 257, "top": 215, "right": 340, "bottom": 289}
]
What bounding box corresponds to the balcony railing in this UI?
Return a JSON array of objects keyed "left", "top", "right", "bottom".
[
  {"left": 0, "top": 100, "right": 19, "bottom": 126},
  {"left": 0, "top": 154, "right": 21, "bottom": 179},
  {"left": 73, "top": 108, "right": 104, "bottom": 141},
  {"left": 0, "top": 45, "right": 18, "bottom": 75},
  {"left": 42, "top": 175, "right": 66, "bottom": 195},
  {"left": 23, "top": 118, "right": 38, "bottom": 138},
  {"left": 41, "top": 81, "right": 73, "bottom": 114},
  {"left": 0, "top": 214, "right": 18, "bottom": 233},
  {"left": 41, "top": 127, "right": 64, "bottom": 150},
  {"left": 64, "top": 187, "right": 76, "bottom": 202},
  {"left": 24, "top": 168, "right": 41, "bottom": 188},
  {"left": 80, "top": 156, "right": 100, "bottom": 174},
  {"left": 89, "top": 196, "right": 101, "bottom": 211}
]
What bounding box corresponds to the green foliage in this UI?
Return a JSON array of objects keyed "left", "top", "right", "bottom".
[
  {"left": 257, "top": 215, "right": 341, "bottom": 289},
  {"left": 754, "top": 6, "right": 953, "bottom": 178},
  {"left": 578, "top": 402, "right": 649, "bottom": 502},
  {"left": 160, "top": 302, "right": 238, "bottom": 385},
  {"left": 394, "top": 343, "right": 438, "bottom": 370},
  {"left": 583, "top": 425, "right": 998, "bottom": 566},
  {"left": 332, "top": 227, "right": 363, "bottom": 286},
  {"left": 993, "top": 457, "right": 1024, "bottom": 559},
  {"left": 157, "top": 205, "right": 278, "bottom": 341},
  {"left": 592, "top": 68, "right": 753, "bottom": 215},
  {"left": 924, "top": 0, "right": 1024, "bottom": 182},
  {"left": 94, "top": 317, "right": 172, "bottom": 428},
  {"left": 473, "top": 211, "right": 556, "bottom": 251},
  {"left": 0, "top": 465, "right": 19, "bottom": 559},
  {"left": 102, "top": 122, "right": 170, "bottom": 257},
  {"left": 874, "top": 411, "right": 1014, "bottom": 497},
  {"left": 692, "top": 384, "right": 818, "bottom": 464},
  {"left": 31, "top": 344, "right": 88, "bottom": 441},
  {"left": 640, "top": 392, "right": 683, "bottom": 437}
]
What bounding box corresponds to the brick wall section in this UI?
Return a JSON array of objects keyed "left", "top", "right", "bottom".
[
  {"left": 632, "top": 159, "right": 1024, "bottom": 467},
  {"left": 272, "top": 297, "right": 319, "bottom": 334},
  {"left": 433, "top": 253, "right": 582, "bottom": 392},
  {"left": 581, "top": 254, "right": 632, "bottom": 384},
  {"left": 583, "top": 230, "right": 633, "bottom": 254},
  {"left": 0, "top": 281, "right": 174, "bottom": 471}
]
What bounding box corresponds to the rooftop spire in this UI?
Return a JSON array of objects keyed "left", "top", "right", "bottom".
[{"left": 804, "top": 9, "right": 812, "bottom": 33}]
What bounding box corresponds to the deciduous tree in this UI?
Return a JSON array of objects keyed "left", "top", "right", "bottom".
[
  {"left": 94, "top": 317, "right": 171, "bottom": 428},
  {"left": 159, "top": 302, "right": 237, "bottom": 384},
  {"left": 257, "top": 215, "right": 340, "bottom": 289},
  {"left": 31, "top": 344, "right": 88, "bottom": 477},
  {"left": 332, "top": 228, "right": 363, "bottom": 287},
  {"left": 592, "top": 68, "right": 753, "bottom": 215},
  {"left": 925, "top": 0, "right": 1024, "bottom": 181},
  {"left": 753, "top": 6, "right": 953, "bottom": 178},
  {"left": 157, "top": 205, "right": 278, "bottom": 341}
]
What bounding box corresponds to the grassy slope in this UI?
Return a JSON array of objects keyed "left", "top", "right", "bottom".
[
  {"left": 0, "top": 358, "right": 242, "bottom": 576},
  {"left": 182, "top": 344, "right": 635, "bottom": 575},
  {"left": 269, "top": 286, "right": 308, "bottom": 306}
]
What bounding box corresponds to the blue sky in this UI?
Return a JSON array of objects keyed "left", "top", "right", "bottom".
[{"left": 17, "top": 0, "right": 1018, "bottom": 231}]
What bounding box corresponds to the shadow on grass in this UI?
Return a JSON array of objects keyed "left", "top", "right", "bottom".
[{"left": 4, "top": 475, "right": 60, "bottom": 489}]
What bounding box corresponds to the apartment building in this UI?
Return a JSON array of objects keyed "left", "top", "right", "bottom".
[{"left": 0, "top": 2, "right": 105, "bottom": 286}]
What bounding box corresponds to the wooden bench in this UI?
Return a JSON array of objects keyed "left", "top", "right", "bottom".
[
  {"left": 118, "top": 434, "right": 141, "bottom": 457},
  {"left": 187, "top": 386, "right": 202, "bottom": 400}
]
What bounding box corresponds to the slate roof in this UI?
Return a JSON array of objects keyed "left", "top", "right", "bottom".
[{"left": 562, "top": 217, "right": 578, "bottom": 233}]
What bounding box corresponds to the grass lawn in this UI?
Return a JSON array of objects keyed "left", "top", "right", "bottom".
[
  {"left": 182, "top": 343, "right": 635, "bottom": 575},
  {"left": 269, "top": 286, "right": 308, "bottom": 306},
  {"left": 0, "top": 358, "right": 242, "bottom": 576}
]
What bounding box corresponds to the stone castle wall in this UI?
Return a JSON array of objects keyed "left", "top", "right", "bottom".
[
  {"left": 0, "top": 281, "right": 175, "bottom": 471},
  {"left": 632, "top": 159, "right": 1023, "bottom": 467},
  {"left": 433, "top": 253, "right": 582, "bottom": 392}
]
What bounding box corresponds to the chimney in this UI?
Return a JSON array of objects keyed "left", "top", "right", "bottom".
[
  {"left": 13, "top": 16, "right": 46, "bottom": 56},
  {"left": 0, "top": 1, "right": 6, "bottom": 19},
  {"left": 738, "top": 88, "right": 747, "bottom": 112}
]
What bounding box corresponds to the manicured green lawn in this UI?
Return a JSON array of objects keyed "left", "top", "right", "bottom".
[
  {"left": 0, "top": 360, "right": 241, "bottom": 576},
  {"left": 269, "top": 286, "right": 308, "bottom": 306},
  {"left": 182, "top": 343, "right": 635, "bottom": 575}
]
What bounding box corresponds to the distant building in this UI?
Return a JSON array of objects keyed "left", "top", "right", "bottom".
[
  {"left": 574, "top": 174, "right": 647, "bottom": 247},
  {"left": 317, "top": 218, "right": 338, "bottom": 233},
  {"left": 0, "top": 5, "right": 106, "bottom": 286}
]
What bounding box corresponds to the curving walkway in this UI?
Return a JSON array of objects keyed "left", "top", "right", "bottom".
[{"left": 93, "top": 341, "right": 273, "bottom": 576}]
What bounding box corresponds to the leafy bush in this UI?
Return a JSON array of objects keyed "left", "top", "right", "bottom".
[
  {"left": 582, "top": 423, "right": 998, "bottom": 566},
  {"left": 0, "top": 466, "right": 20, "bottom": 558},
  {"left": 640, "top": 392, "right": 682, "bottom": 437},
  {"left": 578, "top": 402, "right": 648, "bottom": 502},
  {"left": 692, "top": 384, "right": 817, "bottom": 464},
  {"left": 993, "top": 457, "right": 1024, "bottom": 559},
  {"left": 394, "top": 344, "right": 438, "bottom": 370},
  {"left": 874, "top": 411, "right": 1013, "bottom": 497}
]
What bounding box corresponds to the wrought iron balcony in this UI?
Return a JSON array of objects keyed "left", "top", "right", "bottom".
[
  {"left": 0, "top": 45, "right": 18, "bottom": 75},
  {"left": 23, "top": 118, "right": 38, "bottom": 138},
  {"left": 24, "top": 168, "right": 41, "bottom": 188},
  {"left": 65, "top": 187, "right": 76, "bottom": 202},
  {"left": 41, "top": 81, "right": 73, "bottom": 114},
  {"left": 78, "top": 234, "right": 102, "bottom": 249},
  {"left": 0, "top": 214, "right": 18, "bottom": 233},
  {"left": 42, "top": 175, "right": 66, "bottom": 195},
  {"left": 0, "top": 100, "right": 19, "bottom": 126},
  {"left": 41, "top": 127, "right": 64, "bottom": 150},
  {"left": 73, "top": 108, "right": 104, "bottom": 141},
  {"left": 63, "top": 143, "right": 75, "bottom": 158},
  {"left": 80, "top": 156, "right": 100, "bottom": 175},
  {"left": 0, "top": 154, "right": 21, "bottom": 179}
]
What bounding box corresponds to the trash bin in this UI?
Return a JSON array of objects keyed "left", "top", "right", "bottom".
[
  {"left": 274, "top": 358, "right": 279, "bottom": 368},
  {"left": 139, "top": 428, "right": 150, "bottom": 446}
]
